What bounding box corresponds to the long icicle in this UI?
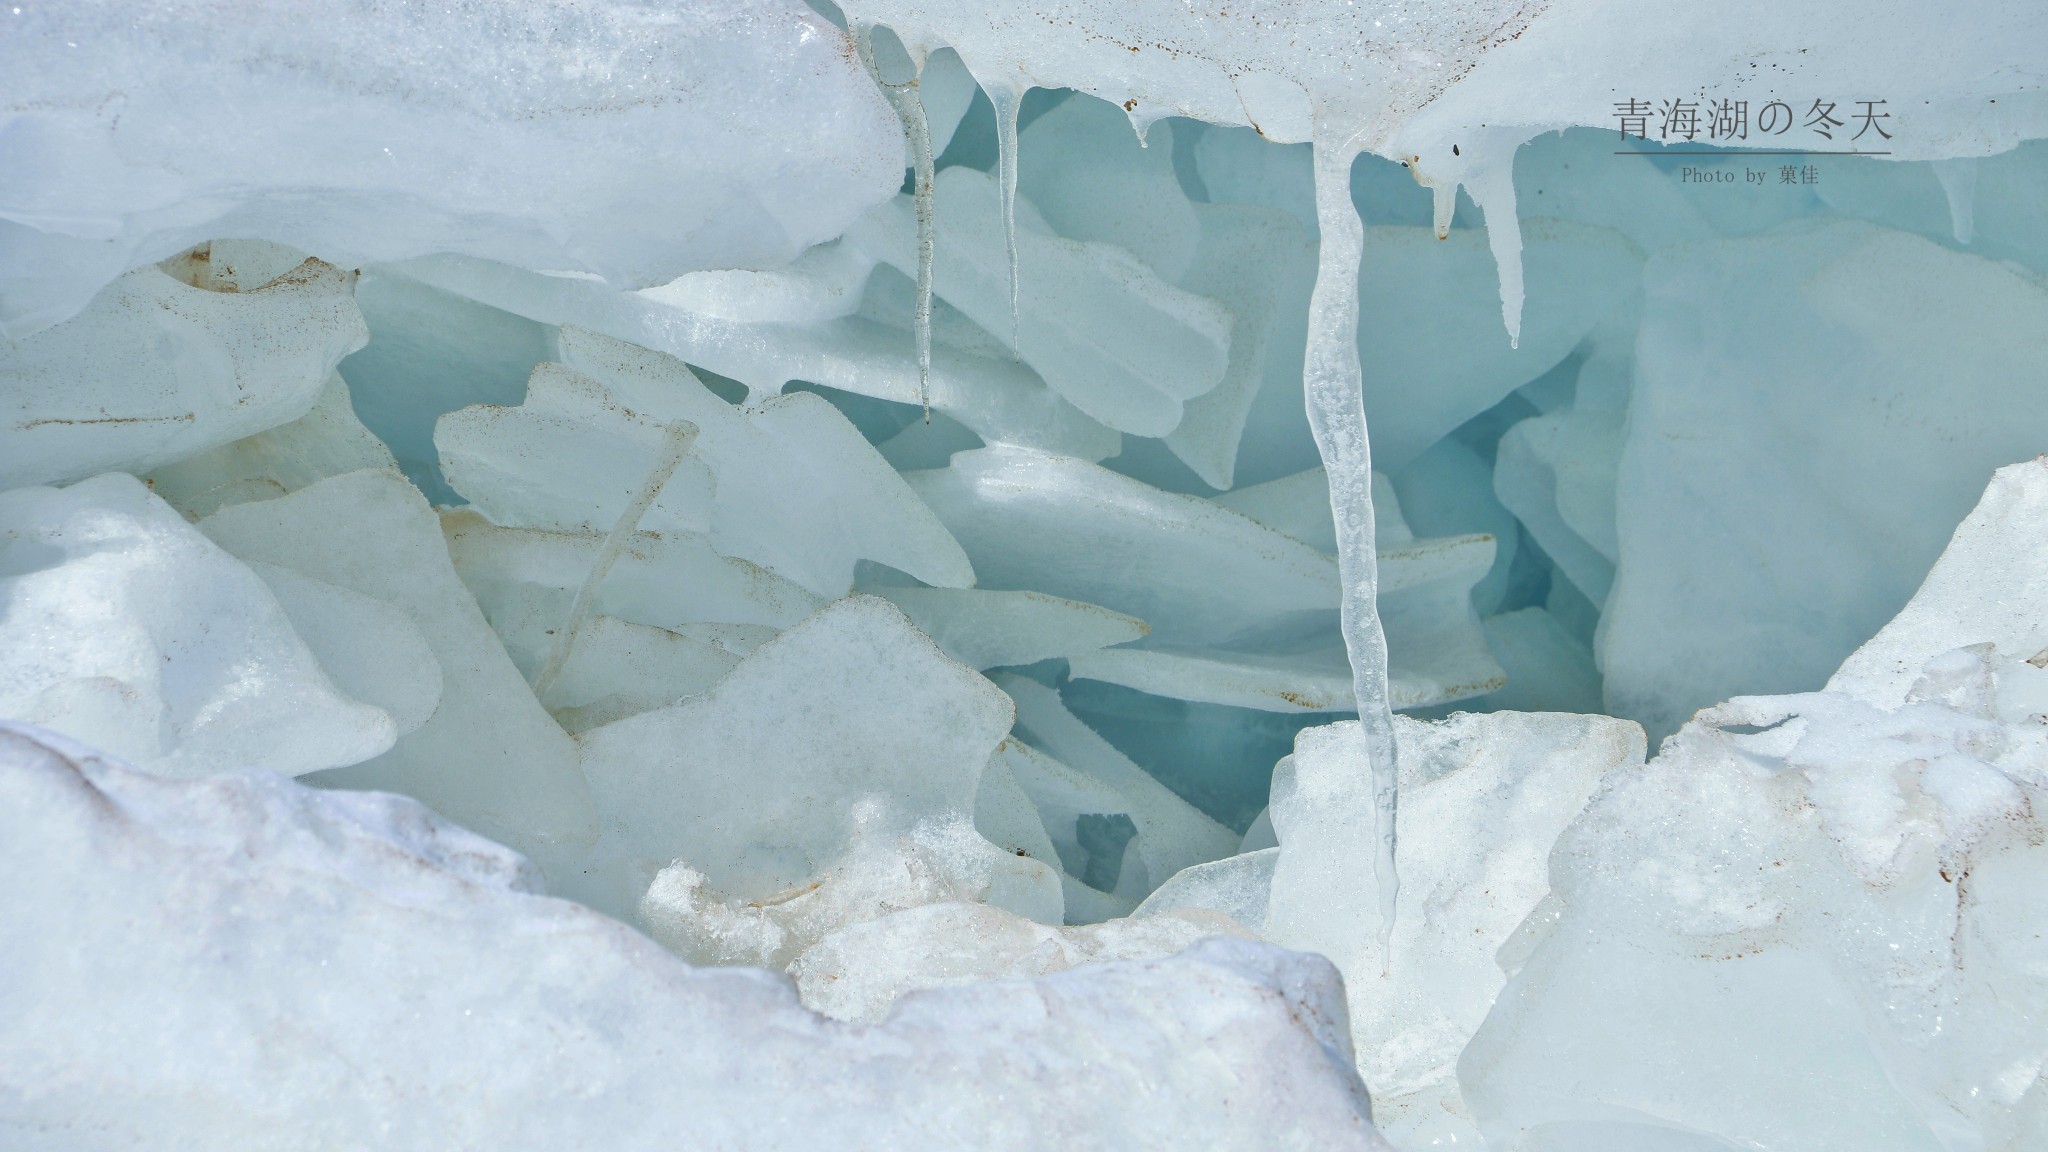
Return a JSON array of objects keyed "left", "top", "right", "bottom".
[
  {"left": 1303, "top": 134, "right": 1401, "bottom": 972},
  {"left": 990, "top": 83, "right": 1024, "bottom": 353},
  {"left": 531, "top": 419, "right": 700, "bottom": 703},
  {"left": 853, "top": 26, "right": 935, "bottom": 421}
]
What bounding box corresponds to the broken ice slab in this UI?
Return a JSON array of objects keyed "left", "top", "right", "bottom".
[
  {"left": 1132, "top": 847, "right": 1278, "bottom": 936},
  {"left": 439, "top": 510, "right": 819, "bottom": 680},
  {"left": 534, "top": 615, "right": 741, "bottom": 736},
  {"left": 999, "top": 674, "right": 1241, "bottom": 902},
  {"left": 844, "top": 167, "right": 1233, "bottom": 437},
  {"left": 200, "top": 469, "right": 597, "bottom": 853},
  {"left": 574, "top": 596, "right": 1025, "bottom": 918},
  {"left": 0, "top": 473, "right": 395, "bottom": 778},
  {"left": 437, "top": 328, "right": 971, "bottom": 597},
  {"left": 0, "top": 721, "right": 1389, "bottom": 1149},
  {"left": 146, "top": 370, "right": 399, "bottom": 520},
  {"left": 908, "top": 447, "right": 1340, "bottom": 648},
  {"left": 789, "top": 901, "right": 1250, "bottom": 1023},
  {"left": 868, "top": 586, "right": 1148, "bottom": 670},
  {"left": 1168, "top": 203, "right": 1321, "bottom": 490},
  {"left": 973, "top": 745, "right": 1062, "bottom": 872},
  {"left": 989, "top": 736, "right": 1143, "bottom": 910},
  {"left": 1, "top": 249, "right": 366, "bottom": 490},
  {"left": 390, "top": 254, "right": 1124, "bottom": 464},
  {"left": 1494, "top": 412, "right": 1615, "bottom": 607},
  {"left": 1831, "top": 456, "right": 2048, "bottom": 709},
  {"left": 0, "top": 1, "right": 904, "bottom": 338},
  {"left": 1603, "top": 220, "right": 2048, "bottom": 741},
  {"left": 1264, "top": 710, "right": 1645, "bottom": 1148},
  {"left": 1463, "top": 466, "right": 2048, "bottom": 1149},
  {"left": 1354, "top": 220, "right": 1643, "bottom": 476},
  {"left": 639, "top": 812, "right": 1061, "bottom": 971}
]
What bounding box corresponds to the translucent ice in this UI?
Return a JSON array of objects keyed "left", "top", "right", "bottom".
[
  {"left": 574, "top": 597, "right": 1029, "bottom": 921},
  {"left": 791, "top": 901, "right": 1250, "bottom": 1023},
  {"left": 200, "top": 469, "right": 597, "bottom": 853},
  {"left": 1463, "top": 461, "right": 2048, "bottom": 1151},
  {"left": 1266, "top": 710, "right": 1645, "bottom": 1147},
  {"left": 439, "top": 329, "right": 971, "bottom": 597},
  {"left": 1, "top": 251, "right": 365, "bottom": 490},
  {"left": 0, "top": 474, "right": 394, "bottom": 777},
  {"left": 0, "top": 721, "right": 1391, "bottom": 1150},
  {"left": 1603, "top": 222, "right": 2048, "bottom": 739},
  {"left": 145, "top": 371, "right": 399, "bottom": 520},
  {"left": 0, "top": 0, "right": 904, "bottom": 336}
]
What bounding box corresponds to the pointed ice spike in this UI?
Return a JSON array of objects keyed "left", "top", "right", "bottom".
[
  {"left": 1933, "top": 158, "right": 1979, "bottom": 246},
  {"left": 1466, "top": 158, "right": 1525, "bottom": 349},
  {"left": 1303, "top": 134, "right": 1401, "bottom": 969},
  {"left": 531, "top": 419, "right": 700, "bottom": 703},
  {"left": 991, "top": 83, "right": 1025, "bottom": 353},
  {"left": 1432, "top": 182, "right": 1456, "bottom": 240},
  {"left": 853, "top": 25, "right": 935, "bottom": 420}
]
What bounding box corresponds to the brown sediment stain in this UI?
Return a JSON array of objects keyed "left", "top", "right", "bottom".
[{"left": 19, "top": 413, "right": 196, "bottom": 430}]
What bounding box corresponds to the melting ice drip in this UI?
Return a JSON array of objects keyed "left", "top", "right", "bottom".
[{"left": 1303, "top": 133, "right": 1402, "bottom": 965}]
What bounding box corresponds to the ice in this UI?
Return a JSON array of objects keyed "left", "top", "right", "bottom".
[
  {"left": 1132, "top": 847, "right": 1279, "bottom": 934},
  {"left": 0, "top": 473, "right": 394, "bottom": 777},
  {"left": 908, "top": 446, "right": 1339, "bottom": 647},
  {"left": 999, "top": 673, "right": 1241, "bottom": 901},
  {"left": 1354, "top": 221, "right": 1641, "bottom": 475},
  {"left": 989, "top": 734, "right": 1147, "bottom": 911},
  {"left": 529, "top": 418, "right": 700, "bottom": 700},
  {"left": 199, "top": 469, "right": 597, "bottom": 853},
  {"left": 1388, "top": 437, "right": 1521, "bottom": 615},
  {"left": 790, "top": 901, "right": 1250, "bottom": 1023},
  {"left": 1603, "top": 222, "right": 2048, "bottom": 740},
  {"left": 869, "top": 587, "right": 1148, "bottom": 670},
  {"left": 1265, "top": 710, "right": 1646, "bottom": 1148},
  {"left": 441, "top": 509, "right": 820, "bottom": 677},
  {"left": 1, "top": 251, "right": 366, "bottom": 490},
  {"left": 974, "top": 745, "right": 1062, "bottom": 870},
  {"left": 1465, "top": 608, "right": 1605, "bottom": 715},
  {"left": 0, "top": 721, "right": 1392, "bottom": 1149},
  {"left": 439, "top": 329, "right": 971, "bottom": 597},
  {"left": 531, "top": 614, "right": 741, "bottom": 736},
  {"left": 574, "top": 596, "right": 1029, "bottom": 918},
  {"left": 845, "top": 167, "right": 1232, "bottom": 437},
  {"left": 249, "top": 562, "right": 444, "bottom": 740},
  {"left": 1018, "top": 96, "right": 1199, "bottom": 283},
  {"left": 1494, "top": 413, "right": 1616, "bottom": 607},
  {"left": 0, "top": 0, "right": 904, "bottom": 337},
  {"left": 1168, "top": 204, "right": 1320, "bottom": 489},
  {"left": 639, "top": 812, "right": 1060, "bottom": 970},
  {"left": 388, "top": 254, "right": 1125, "bottom": 465},
  {"left": 1461, "top": 461, "right": 2048, "bottom": 1150},
  {"left": 1831, "top": 457, "right": 2048, "bottom": 710},
  {"left": 145, "top": 370, "right": 399, "bottom": 519}
]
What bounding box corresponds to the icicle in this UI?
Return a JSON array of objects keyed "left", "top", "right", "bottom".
[
  {"left": 1302, "top": 132, "right": 1401, "bottom": 971},
  {"left": 1465, "top": 158, "right": 1524, "bottom": 349},
  {"left": 1431, "top": 182, "right": 1456, "bottom": 240},
  {"left": 531, "top": 420, "right": 700, "bottom": 703},
  {"left": 990, "top": 83, "right": 1024, "bottom": 353},
  {"left": 1932, "top": 158, "right": 1979, "bottom": 246},
  {"left": 854, "top": 26, "right": 935, "bottom": 422}
]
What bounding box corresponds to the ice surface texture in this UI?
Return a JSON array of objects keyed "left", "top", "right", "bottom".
[
  {"left": 0, "top": 721, "right": 1389, "bottom": 1151},
  {"left": 0, "top": 0, "right": 904, "bottom": 337}
]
